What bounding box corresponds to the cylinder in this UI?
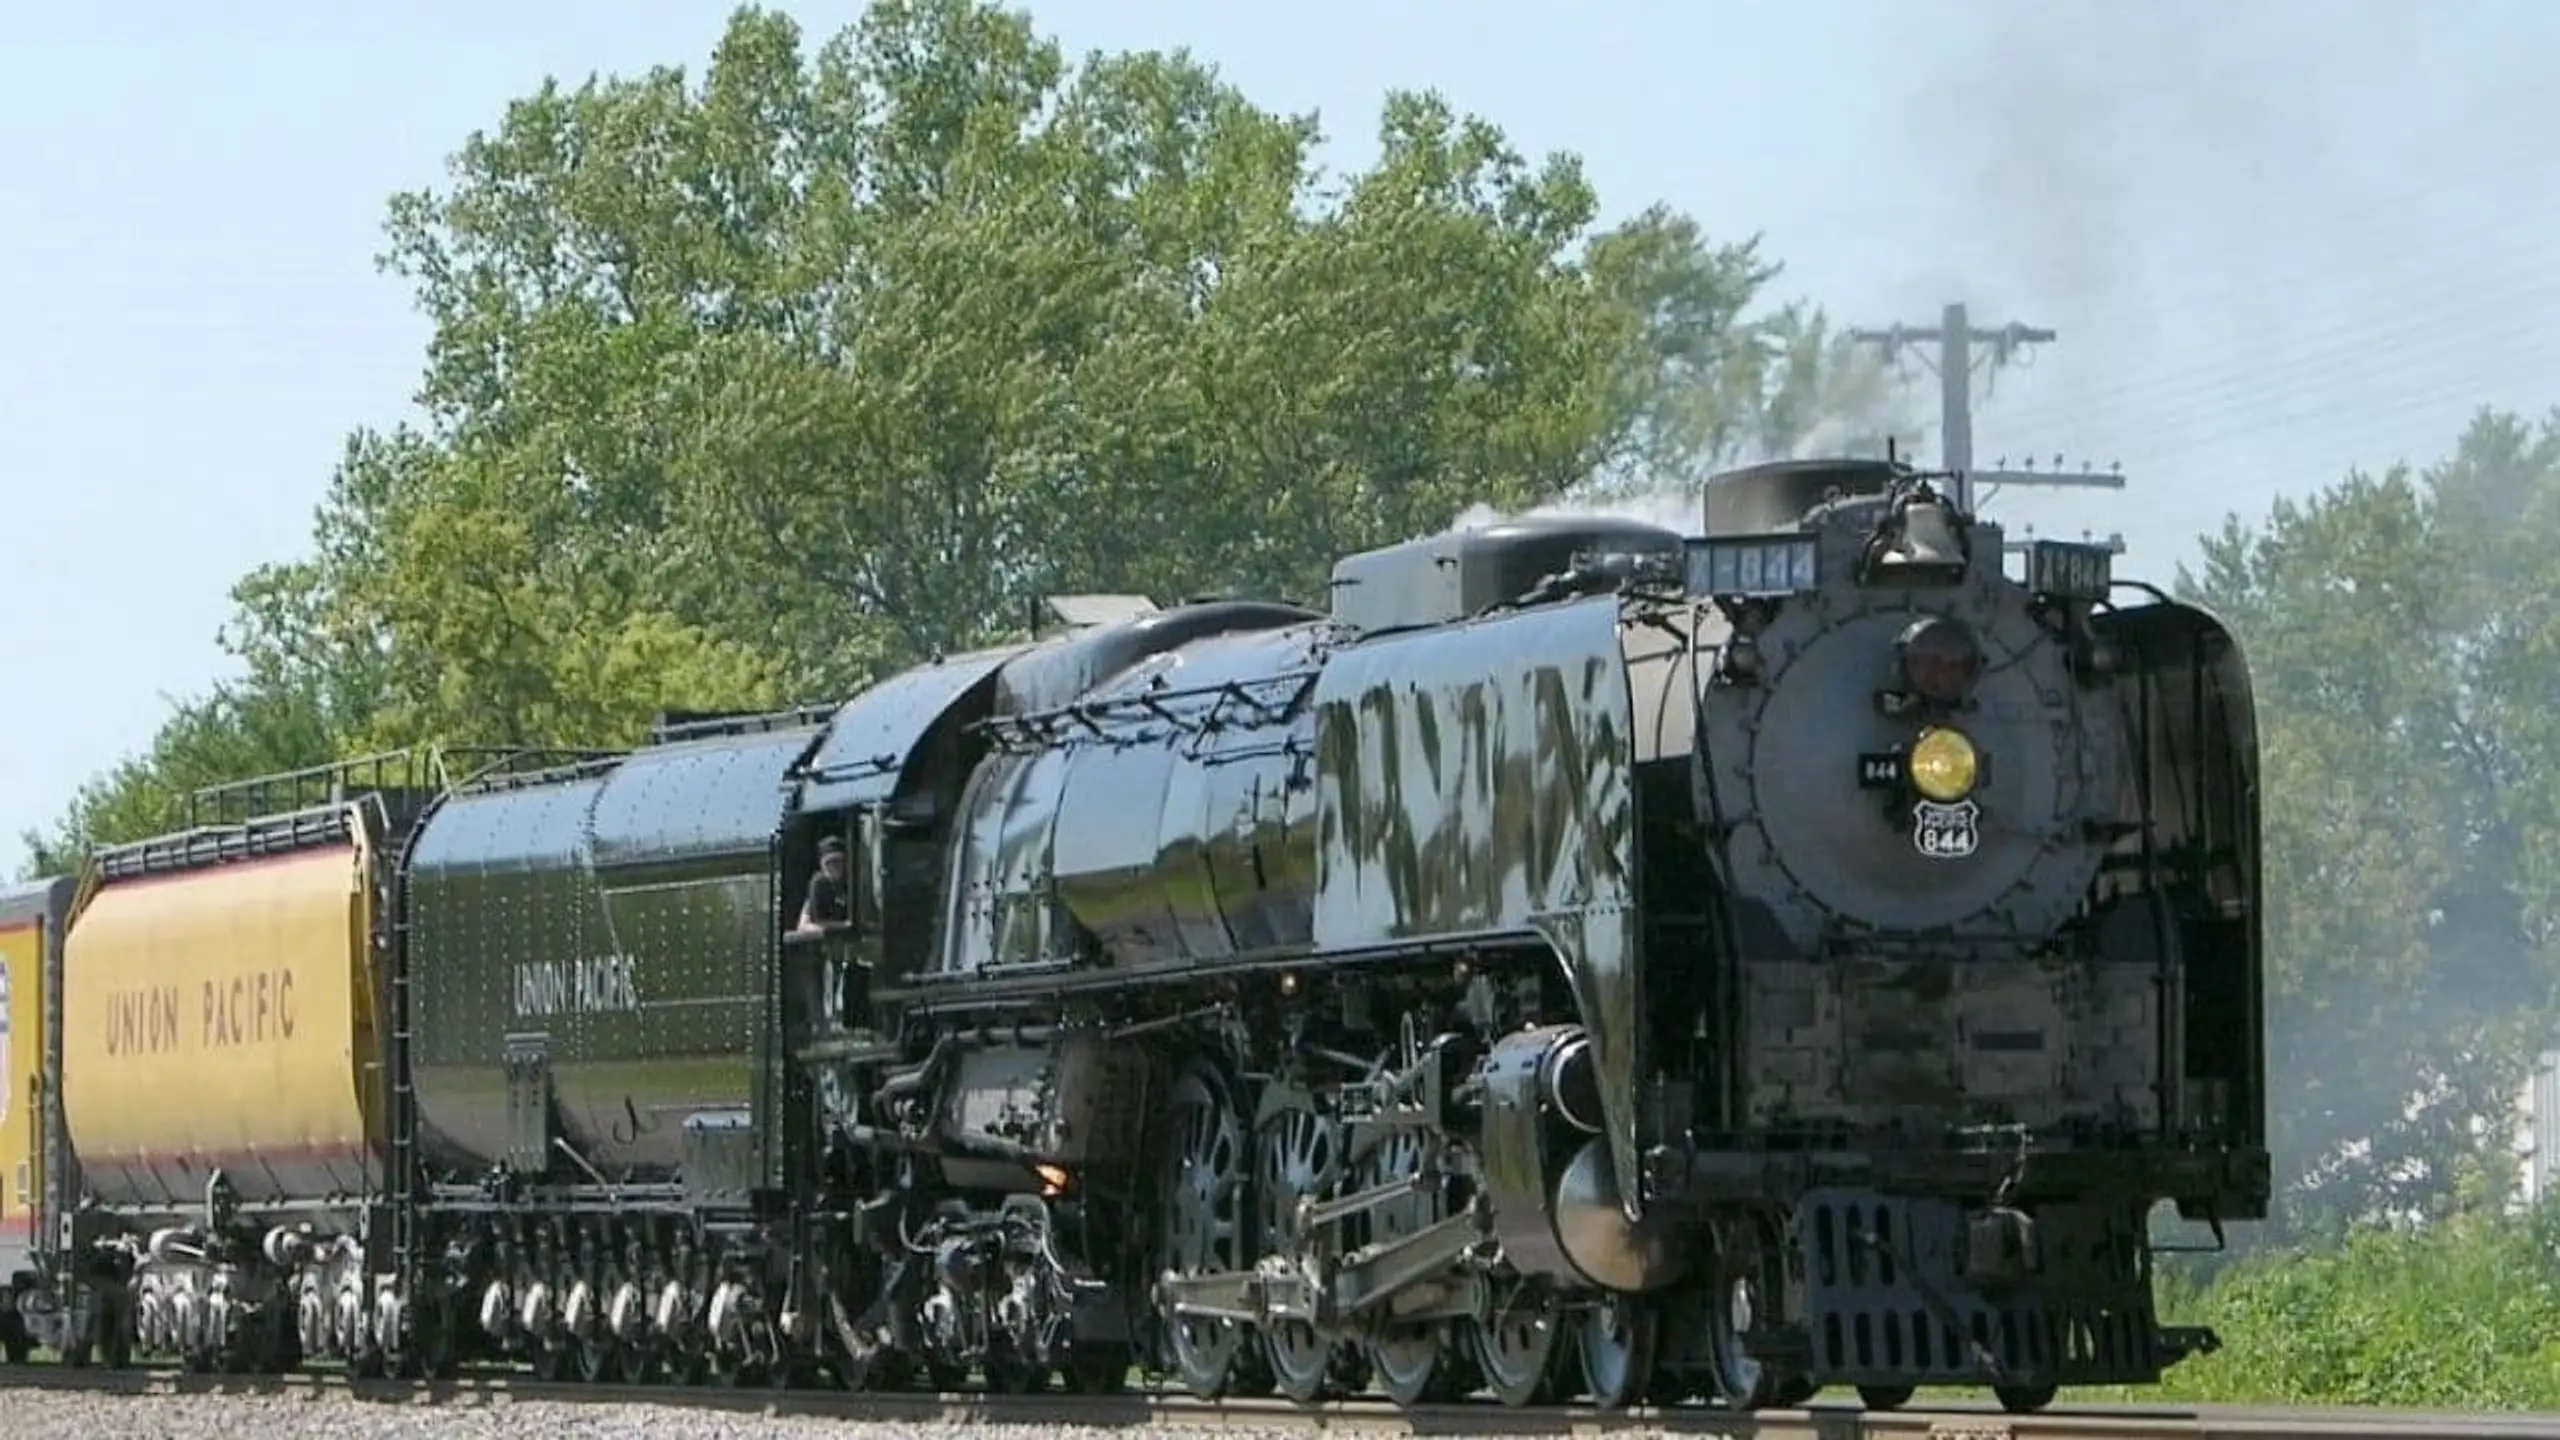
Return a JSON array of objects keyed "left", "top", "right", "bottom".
[{"left": 1544, "top": 1031, "right": 1605, "bottom": 1135}]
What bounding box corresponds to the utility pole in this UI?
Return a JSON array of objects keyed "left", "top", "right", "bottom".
[{"left": 1849, "top": 303, "right": 2127, "bottom": 550}]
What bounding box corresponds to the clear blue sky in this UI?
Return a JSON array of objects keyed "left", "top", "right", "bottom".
[{"left": 3, "top": 0, "right": 2550, "bottom": 872}]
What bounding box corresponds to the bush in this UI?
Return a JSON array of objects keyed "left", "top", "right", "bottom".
[{"left": 2069, "top": 1205, "right": 2560, "bottom": 1410}]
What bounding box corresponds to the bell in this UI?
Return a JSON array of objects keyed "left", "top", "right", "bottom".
[{"left": 1879, "top": 500, "right": 1968, "bottom": 579}]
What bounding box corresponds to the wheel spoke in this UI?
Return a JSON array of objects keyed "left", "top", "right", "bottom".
[
  {"left": 1360, "top": 1129, "right": 1471, "bottom": 1404},
  {"left": 1256, "top": 1097, "right": 1344, "bottom": 1404},
  {"left": 1469, "top": 1282, "right": 1562, "bottom": 1408},
  {"left": 1158, "top": 1064, "right": 1254, "bottom": 1398},
  {"left": 1578, "top": 1294, "right": 1658, "bottom": 1410}
]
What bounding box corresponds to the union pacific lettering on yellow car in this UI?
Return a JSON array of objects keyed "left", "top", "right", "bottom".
[
  {"left": 104, "top": 984, "right": 182, "bottom": 1057},
  {"left": 1, "top": 458, "right": 2272, "bottom": 1419},
  {"left": 511, "top": 955, "right": 642, "bottom": 1019},
  {"left": 98, "top": 971, "right": 300, "bottom": 1057},
  {"left": 204, "top": 968, "right": 298, "bottom": 1047}
]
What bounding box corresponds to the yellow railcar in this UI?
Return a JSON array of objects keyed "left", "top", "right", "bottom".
[
  {"left": 31, "top": 758, "right": 446, "bottom": 1373},
  {"left": 1, "top": 877, "right": 71, "bottom": 1363},
  {"left": 61, "top": 843, "right": 386, "bottom": 1211}
]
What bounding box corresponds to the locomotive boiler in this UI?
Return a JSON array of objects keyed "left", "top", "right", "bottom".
[{"left": 6, "top": 456, "right": 2266, "bottom": 1417}]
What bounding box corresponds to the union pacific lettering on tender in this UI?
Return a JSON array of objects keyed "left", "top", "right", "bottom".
[{"left": 513, "top": 955, "right": 646, "bottom": 1019}]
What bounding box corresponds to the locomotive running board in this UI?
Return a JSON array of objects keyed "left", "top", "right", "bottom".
[{"left": 1155, "top": 1210, "right": 1486, "bottom": 1328}]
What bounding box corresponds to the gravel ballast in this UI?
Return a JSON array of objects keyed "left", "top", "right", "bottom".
[{"left": 0, "top": 1389, "right": 1323, "bottom": 1440}]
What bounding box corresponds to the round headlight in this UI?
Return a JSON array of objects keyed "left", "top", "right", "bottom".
[
  {"left": 1897, "top": 615, "right": 1983, "bottom": 705},
  {"left": 1907, "top": 726, "right": 1979, "bottom": 803}
]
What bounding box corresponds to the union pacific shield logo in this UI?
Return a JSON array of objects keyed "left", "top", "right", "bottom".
[{"left": 1910, "top": 799, "right": 1982, "bottom": 860}]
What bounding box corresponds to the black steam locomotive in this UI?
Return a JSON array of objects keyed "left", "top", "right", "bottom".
[{"left": 7, "top": 457, "right": 2266, "bottom": 1414}]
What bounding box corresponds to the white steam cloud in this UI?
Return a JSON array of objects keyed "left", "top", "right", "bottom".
[
  {"left": 1446, "top": 485, "right": 1703, "bottom": 537},
  {"left": 1442, "top": 350, "right": 1922, "bottom": 538}
]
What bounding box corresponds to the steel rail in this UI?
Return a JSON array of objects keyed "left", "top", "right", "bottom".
[{"left": 2, "top": 1367, "right": 2557, "bottom": 1439}]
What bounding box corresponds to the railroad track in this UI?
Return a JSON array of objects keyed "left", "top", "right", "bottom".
[{"left": 3, "top": 1366, "right": 2557, "bottom": 1439}]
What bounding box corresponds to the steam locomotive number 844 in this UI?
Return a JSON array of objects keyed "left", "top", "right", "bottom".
[{"left": 0, "top": 457, "right": 2267, "bottom": 1416}]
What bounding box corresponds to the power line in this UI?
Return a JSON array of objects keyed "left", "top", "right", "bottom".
[
  {"left": 1841, "top": 276, "right": 2560, "bottom": 556},
  {"left": 1847, "top": 302, "right": 2127, "bottom": 527},
  {"left": 1980, "top": 275, "right": 2560, "bottom": 440},
  {"left": 1966, "top": 316, "right": 2560, "bottom": 501}
]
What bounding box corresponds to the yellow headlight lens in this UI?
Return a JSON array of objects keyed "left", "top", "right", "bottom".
[{"left": 1907, "top": 726, "right": 1979, "bottom": 803}]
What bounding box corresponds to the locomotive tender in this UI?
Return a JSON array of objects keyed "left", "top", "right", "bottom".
[{"left": 1, "top": 457, "right": 2268, "bottom": 1414}]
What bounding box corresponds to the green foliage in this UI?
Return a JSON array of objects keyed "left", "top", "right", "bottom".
[
  {"left": 16, "top": 677, "right": 337, "bottom": 875},
  {"left": 299, "top": 0, "right": 1891, "bottom": 715},
  {"left": 2064, "top": 1205, "right": 2560, "bottom": 1410},
  {"left": 1580, "top": 209, "right": 1914, "bottom": 499},
  {"left": 2180, "top": 406, "right": 2560, "bottom": 1235},
  {"left": 29, "top": 0, "right": 1877, "bottom": 862}
]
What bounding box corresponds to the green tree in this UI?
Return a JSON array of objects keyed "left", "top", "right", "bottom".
[
  {"left": 237, "top": 1, "right": 1861, "bottom": 727},
  {"left": 16, "top": 676, "right": 337, "bottom": 874},
  {"left": 1578, "top": 208, "right": 1923, "bottom": 500},
  {"left": 29, "top": 0, "right": 1881, "bottom": 861},
  {"left": 2181, "top": 406, "right": 2560, "bottom": 1233}
]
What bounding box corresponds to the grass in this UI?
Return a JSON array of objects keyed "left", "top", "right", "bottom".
[{"left": 2052, "top": 1213, "right": 2560, "bottom": 1411}]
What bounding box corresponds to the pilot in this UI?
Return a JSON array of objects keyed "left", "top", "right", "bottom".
[{"left": 796, "top": 835, "right": 852, "bottom": 933}]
